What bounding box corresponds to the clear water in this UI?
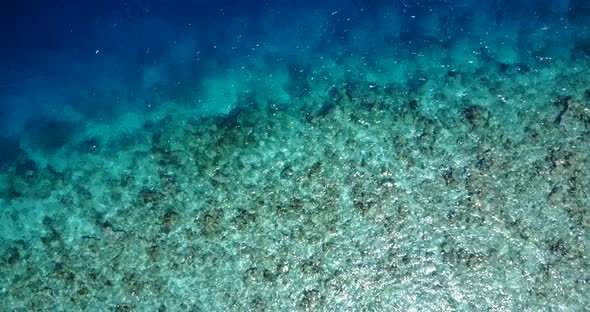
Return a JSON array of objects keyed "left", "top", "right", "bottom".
[{"left": 1, "top": 1, "right": 589, "bottom": 311}]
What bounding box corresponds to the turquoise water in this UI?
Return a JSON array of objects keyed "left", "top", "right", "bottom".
[{"left": 1, "top": 1, "right": 589, "bottom": 311}]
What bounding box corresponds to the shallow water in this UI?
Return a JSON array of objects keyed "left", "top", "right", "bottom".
[{"left": 1, "top": 1, "right": 589, "bottom": 311}]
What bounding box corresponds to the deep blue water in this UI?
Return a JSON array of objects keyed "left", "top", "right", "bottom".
[{"left": 1, "top": 0, "right": 586, "bottom": 140}]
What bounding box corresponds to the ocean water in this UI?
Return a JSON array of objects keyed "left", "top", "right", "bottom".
[{"left": 0, "top": 0, "right": 589, "bottom": 310}]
